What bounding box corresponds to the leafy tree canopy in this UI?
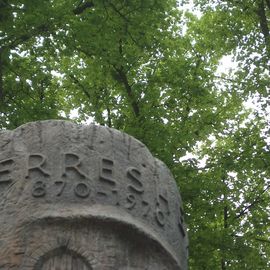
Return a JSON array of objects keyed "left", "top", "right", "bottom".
[{"left": 0, "top": 0, "right": 269, "bottom": 269}]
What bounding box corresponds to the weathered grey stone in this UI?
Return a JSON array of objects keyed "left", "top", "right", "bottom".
[{"left": 0, "top": 120, "right": 188, "bottom": 270}]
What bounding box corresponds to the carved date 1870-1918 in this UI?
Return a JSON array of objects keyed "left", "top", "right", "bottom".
[{"left": 0, "top": 151, "right": 186, "bottom": 238}]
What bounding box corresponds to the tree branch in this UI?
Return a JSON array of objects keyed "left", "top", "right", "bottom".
[
  {"left": 109, "top": 2, "right": 130, "bottom": 22},
  {"left": 257, "top": 0, "right": 270, "bottom": 56},
  {"left": 255, "top": 237, "right": 270, "bottom": 244},
  {"left": 110, "top": 39, "right": 140, "bottom": 118},
  {"left": 113, "top": 65, "right": 140, "bottom": 117},
  {"left": 2, "top": 2, "right": 93, "bottom": 50},
  {"left": 106, "top": 106, "right": 112, "bottom": 127},
  {"left": 2, "top": 23, "right": 51, "bottom": 51},
  {"left": 75, "top": 46, "right": 93, "bottom": 58},
  {"left": 234, "top": 183, "right": 270, "bottom": 220},
  {"left": 214, "top": 75, "right": 239, "bottom": 84},
  {"left": 73, "top": 1, "right": 94, "bottom": 15},
  {"left": 69, "top": 74, "right": 91, "bottom": 100},
  {"left": 232, "top": 233, "right": 270, "bottom": 244}
]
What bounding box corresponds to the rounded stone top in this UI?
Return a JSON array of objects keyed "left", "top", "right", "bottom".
[{"left": 0, "top": 120, "right": 188, "bottom": 269}]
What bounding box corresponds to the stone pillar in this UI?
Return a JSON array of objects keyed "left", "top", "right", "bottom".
[{"left": 0, "top": 121, "right": 188, "bottom": 270}]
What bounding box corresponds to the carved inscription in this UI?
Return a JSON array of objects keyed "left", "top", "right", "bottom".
[
  {"left": 62, "top": 153, "right": 88, "bottom": 179},
  {"left": 127, "top": 167, "right": 144, "bottom": 194},
  {"left": 32, "top": 181, "right": 46, "bottom": 197},
  {"left": 125, "top": 194, "right": 136, "bottom": 210},
  {"left": 99, "top": 158, "right": 116, "bottom": 186},
  {"left": 142, "top": 200, "right": 151, "bottom": 217},
  {"left": 153, "top": 192, "right": 170, "bottom": 227},
  {"left": 155, "top": 209, "right": 165, "bottom": 226},
  {"left": 32, "top": 181, "right": 91, "bottom": 199},
  {"left": 0, "top": 158, "right": 14, "bottom": 184},
  {"left": 97, "top": 158, "right": 119, "bottom": 204},
  {"left": 112, "top": 188, "right": 120, "bottom": 206},
  {"left": 6, "top": 150, "right": 186, "bottom": 235},
  {"left": 55, "top": 181, "right": 66, "bottom": 196},
  {"left": 26, "top": 154, "right": 50, "bottom": 178},
  {"left": 74, "top": 182, "right": 90, "bottom": 198}
]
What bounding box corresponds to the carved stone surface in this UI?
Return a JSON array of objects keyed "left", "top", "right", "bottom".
[{"left": 0, "top": 120, "right": 188, "bottom": 270}]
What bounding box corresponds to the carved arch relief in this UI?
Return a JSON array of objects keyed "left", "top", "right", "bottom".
[{"left": 33, "top": 247, "right": 92, "bottom": 270}]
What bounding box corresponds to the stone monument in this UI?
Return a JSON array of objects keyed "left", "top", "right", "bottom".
[{"left": 0, "top": 120, "right": 188, "bottom": 269}]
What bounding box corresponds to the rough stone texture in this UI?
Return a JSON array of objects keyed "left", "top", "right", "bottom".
[{"left": 0, "top": 120, "right": 188, "bottom": 270}]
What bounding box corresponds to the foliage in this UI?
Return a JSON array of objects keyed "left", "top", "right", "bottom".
[{"left": 1, "top": 0, "right": 270, "bottom": 269}]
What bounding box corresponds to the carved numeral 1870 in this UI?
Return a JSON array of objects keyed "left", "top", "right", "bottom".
[
  {"left": 74, "top": 182, "right": 90, "bottom": 198},
  {"left": 55, "top": 181, "right": 66, "bottom": 196}
]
